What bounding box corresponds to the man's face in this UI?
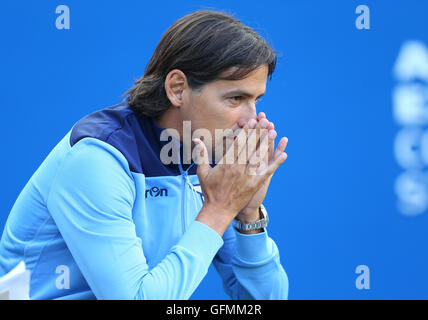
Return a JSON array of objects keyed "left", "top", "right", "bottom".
[{"left": 181, "top": 64, "right": 268, "bottom": 161}]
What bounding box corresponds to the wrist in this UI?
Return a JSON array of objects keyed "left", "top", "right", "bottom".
[
  {"left": 236, "top": 207, "right": 262, "bottom": 223},
  {"left": 235, "top": 206, "right": 265, "bottom": 234},
  {"left": 196, "top": 203, "right": 235, "bottom": 237}
]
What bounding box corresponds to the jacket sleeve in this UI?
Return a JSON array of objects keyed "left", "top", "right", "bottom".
[
  {"left": 46, "top": 137, "right": 223, "bottom": 300},
  {"left": 212, "top": 223, "right": 289, "bottom": 300}
]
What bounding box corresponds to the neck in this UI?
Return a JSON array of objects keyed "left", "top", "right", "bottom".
[
  {"left": 154, "top": 107, "right": 184, "bottom": 141},
  {"left": 155, "top": 108, "right": 198, "bottom": 168}
]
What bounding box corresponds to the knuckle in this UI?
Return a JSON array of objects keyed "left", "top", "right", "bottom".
[{"left": 232, "top": 167, "right": 242, "bottom": 177}]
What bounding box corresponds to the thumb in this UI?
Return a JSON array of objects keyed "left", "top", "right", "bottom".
[{"left": 193, "top": 138, "right": 210, "bottom": 178}]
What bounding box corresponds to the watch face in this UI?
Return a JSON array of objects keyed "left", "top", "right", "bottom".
[{"left": 260, "top": 204, "right": 268, "bottom": 220}]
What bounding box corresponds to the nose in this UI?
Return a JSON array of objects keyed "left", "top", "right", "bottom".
[
  {"left": 236, "top": 102, "right": 258, "bottom": 127},
  {"left": 238, "top": 113, "right": 258, "bottom": 128},
  {"left": 246, "top": 102, "right": 258, "bottom": 122}
]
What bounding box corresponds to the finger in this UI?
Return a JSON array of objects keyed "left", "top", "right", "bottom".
[
  {"left": 257, "top": 118, "right": 269, "bottom": 129},
  {"left": 273, "top": 137, "right": 288, "bottom": 160},
  {"left": 266, "top": 149, "right": 287, "bottom": 176},
  {"left": 238, "top": 125, "right": 258, "bottom": 165},
  {"left": 246, "top": 128, "right": 270, "bottom": 174},
  {"left": 236, "top": 119, "right": 259, "bottom": 164},
  {"left": 223, "top": 122, "right": 242, "bottom": 149},
  {"left": 252, "top": 149, "right": 286, "bottom": 186},
  {"left": 273, "top": 151, "right": 288, "bottom": 171},
  {"left": 233, "top": 118, "right": 246, "bottom": 130},
  {"left": 222, "top": 120, "right": 255, "bottom": 164},
  {"left": 193, "top": 138, "right": 210, "bottom": 178},
  {"left": 260, "top": 119, "right": 274, "bottom": 158},
  {"left": 253, "top": 118, "right": 270, "bottom": 152},
  {"left": 268, "top": 129, "right": 277, "bottom": 160},
  {"left": 242, "top": 118, "right": 274, "bottom": 175},
  {"left": 236, "top": 117, "right": 255, "bottom": 129},
  {"left": 240, "top": 118, "right": 269, "bottom": 165},
  {"left": 229, "top": 118, "right": 253, "bottom": 139},
  {"left": 258, "top": 112, "right": 266, "bottom": 121}
]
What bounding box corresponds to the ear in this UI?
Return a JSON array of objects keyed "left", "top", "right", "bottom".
[{"left": 164, "top": 69, "right": 187, "bottom": 107}]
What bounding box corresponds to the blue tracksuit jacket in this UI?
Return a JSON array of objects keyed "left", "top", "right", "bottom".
[{"left": 0, "top": 99, "right": 289, "bottom": 299}]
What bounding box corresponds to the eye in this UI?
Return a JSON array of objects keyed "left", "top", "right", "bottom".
[
  {"left": 229, "top": 96, "right": 243, "bottom": 103},
  {"left": 227, "top": 96, "right": 263, "bottom": 106}
]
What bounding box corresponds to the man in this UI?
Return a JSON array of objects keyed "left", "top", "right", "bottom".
[{"left": 0, "top": 9, "right": 289, "bottom": 299}]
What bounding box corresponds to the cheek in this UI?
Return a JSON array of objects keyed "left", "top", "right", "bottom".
[
  {"left": 190, "top": 94, "right": 244, "bottom": 130},
  {"left": 190, "top": 94, "right": 220, "bottom": 118},
  {"left": 221, "top": 106, "right": 250, "bottom": 127},
  {"left": 192, "top": 98, "right": 225, "bottom": 125},
  {"left": 206, "top": 107, "right": 241, "bottom": 132}
]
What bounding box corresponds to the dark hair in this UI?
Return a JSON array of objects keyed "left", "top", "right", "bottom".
[{"left": 124, "top": 9, "right": 277, "bottom": 118}]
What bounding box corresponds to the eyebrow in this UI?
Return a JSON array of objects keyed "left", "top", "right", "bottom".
[{"left": 222, "top": 89, "right": 265, "bottom": 99}]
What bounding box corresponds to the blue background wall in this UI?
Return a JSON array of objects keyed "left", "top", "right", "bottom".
[{"left": 1, "top": 1, "right": 428, "bottom": 299}]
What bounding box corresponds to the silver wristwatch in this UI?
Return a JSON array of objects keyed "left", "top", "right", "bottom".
[{"left": 234, "top": 204, "right": 269, "bottom": 232}]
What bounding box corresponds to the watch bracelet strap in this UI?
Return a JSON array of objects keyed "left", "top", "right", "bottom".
[
  {"left": 234, "top": 205, "right": 268, "bottom": 231},
  {"left": 234, "top": 219, "right": 267, "bottom": 231}
]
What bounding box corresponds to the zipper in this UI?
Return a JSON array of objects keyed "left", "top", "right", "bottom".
[
  {"left": 179, "top": 151, "right": 196, "bottom": 234},
  {"left": 181, "top": 170, "right": 187, "bottom": 234}
]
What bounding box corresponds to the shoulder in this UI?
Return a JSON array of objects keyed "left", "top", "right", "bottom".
[
  {"left": 69, "top": 101, "right": 150, "bottom": 174},
  {"left": 70, "top": 101, "right": 137, "bottom": 147}
]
